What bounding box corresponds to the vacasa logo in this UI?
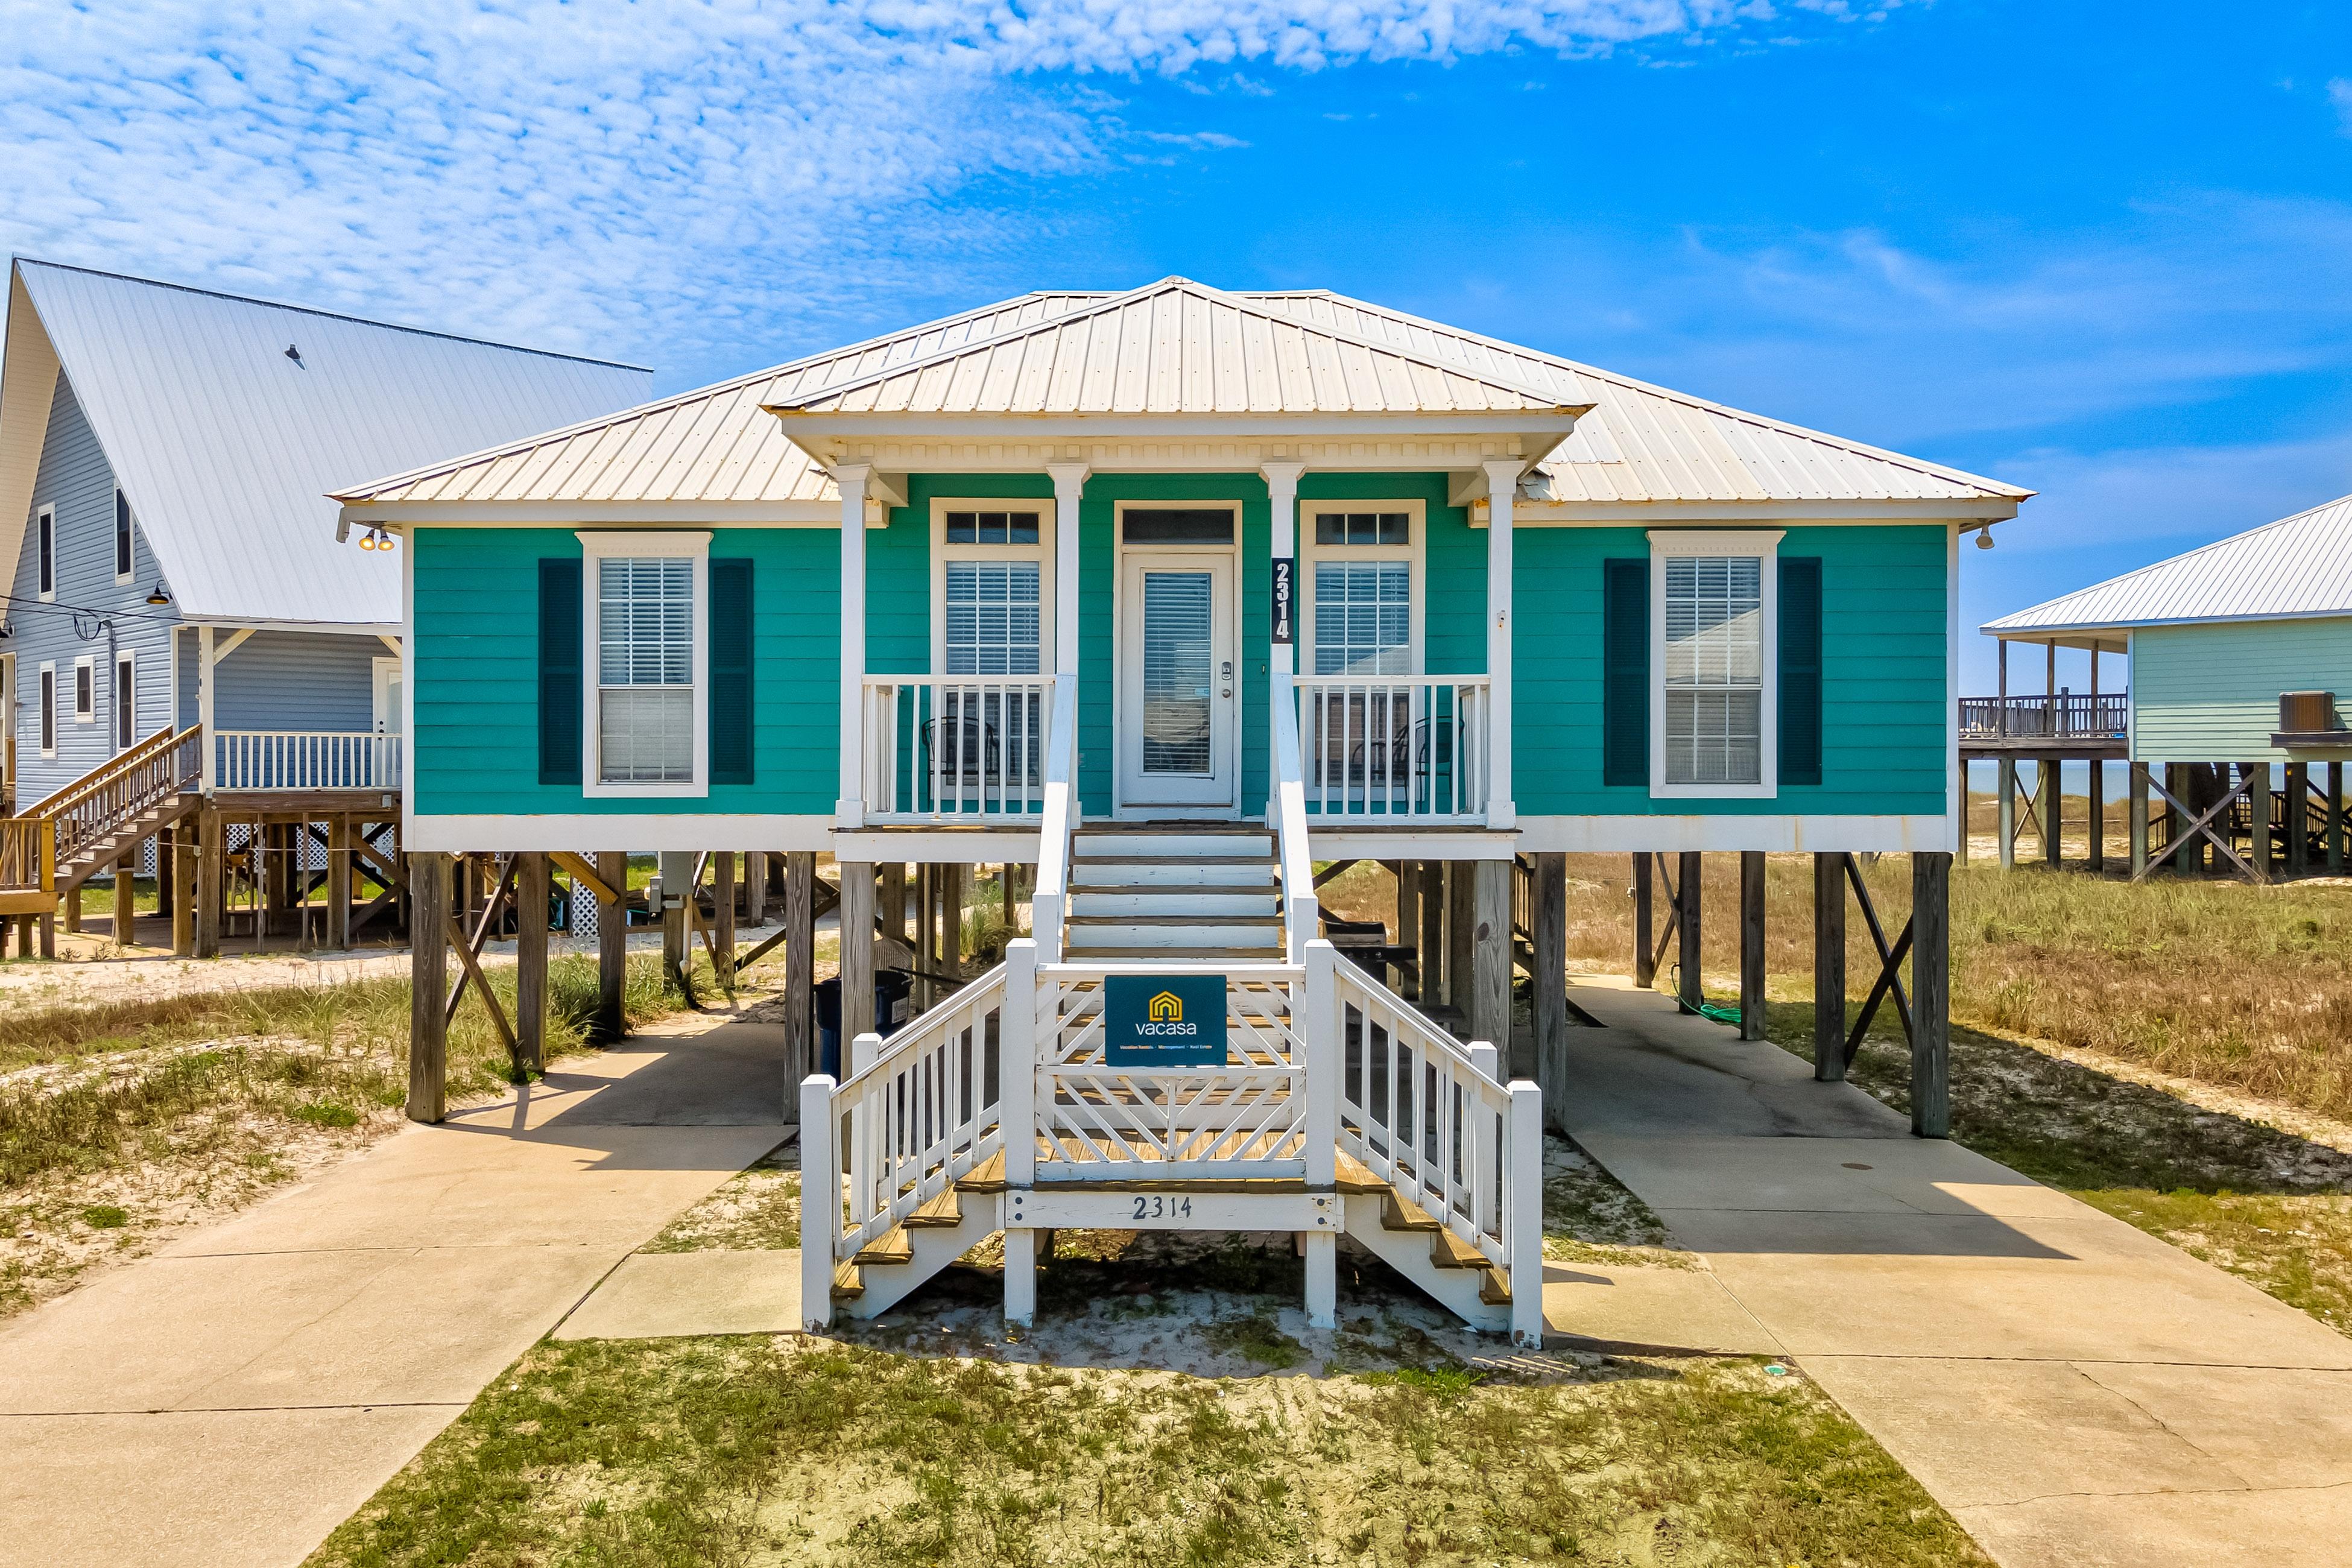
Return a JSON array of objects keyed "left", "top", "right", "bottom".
[{"left": 1139, "top": 990, "right": 1195, "bottom": 1037}]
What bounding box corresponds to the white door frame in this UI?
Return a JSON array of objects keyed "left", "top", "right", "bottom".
[
  {"left": 1113, "top": 509, "right": 1242, "bottom": 818},
  {"left": 371, "top": 656, "right": 403, "bottom": 734}
]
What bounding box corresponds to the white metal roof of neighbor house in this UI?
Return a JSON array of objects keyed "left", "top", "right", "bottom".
[
  {"left": 0, "top": 259, "right": 650, "bottom": 627},
  {"left": 1985, "top": 492, "right": 2352, "bottom": 642},
  {"left": 337, "top": 277, "right": 2027, "bottom": 514},
  {"left": 768, "top": 277, "right": 1581, "bottom": 417}
]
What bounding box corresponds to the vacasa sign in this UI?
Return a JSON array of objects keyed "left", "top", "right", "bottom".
[{"left": 1104, "top": 973, "right": 1229, "bottom": 1068}]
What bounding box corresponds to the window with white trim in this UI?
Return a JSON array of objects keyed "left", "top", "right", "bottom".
[
  {"left": 1648, "top": 530, "right": 1781, "bottom": 799},
  {"left": 596, "top": 557, "right": 694, "bottom": 783},
  {"left": 38, "top": 663, "right": 55, "bottom": 757},
  {"left": 115, "top": 650, "right": 136, "bottom": 749},
  {"left": 934, "top": 502, "right": 1051, "bottom": 675},
  {"left": 1307, "top": 507, "right": 1419, "bottom": 676},
  {"left": 73, "top": 656, "right": 94, "bottom": 724},
  {"left": 36, "top": 508, "right": 55, "bottom": 600}
]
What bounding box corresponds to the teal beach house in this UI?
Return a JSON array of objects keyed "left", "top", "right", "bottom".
[{"left": 337, "top": 279, "right": 2028, "bottom": 1335}]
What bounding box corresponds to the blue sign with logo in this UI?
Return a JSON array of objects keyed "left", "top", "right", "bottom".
[{"left": 1104, "top": 973, "right": 1230, "bottom": 1067}]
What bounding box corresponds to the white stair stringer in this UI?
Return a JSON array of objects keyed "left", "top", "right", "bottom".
[
  {"left": 839, "top": 1198, "right": 1004, "bottom": 1320},
  {"left": 1341, "top": 1194, "right": 1511, "bottom": 1333}
]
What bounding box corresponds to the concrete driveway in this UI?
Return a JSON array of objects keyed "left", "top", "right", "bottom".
[
  {"left": 0, "top": 1008, "right": 791, "bottom": 1568},
  {"left": 1551, "top": 975, "right": 2352, "bottom": 1568}
]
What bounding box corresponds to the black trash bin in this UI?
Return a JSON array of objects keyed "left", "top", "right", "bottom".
[{"left": 814, "top": 969, "right": 916, "bottom": 1078}]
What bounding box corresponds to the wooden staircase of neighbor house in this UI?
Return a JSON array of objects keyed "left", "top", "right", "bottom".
[
  {"left": 5, "top": 725, "right": 204, "bottom": 903},
  {"left": 1061, "top": 823, "right": 1287, "bottom": 963}
]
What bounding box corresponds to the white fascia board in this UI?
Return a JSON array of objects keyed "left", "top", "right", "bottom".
[
  {"left": 1515, "top": 499, "right": 2023, "bottom": 523},
  {"left": 773, "top": 411, "right": 1590, "bottom": 443},
  {"left": 833, "top": 829, "right": 1043, "bottom": 863},
  {"left": 180, "top": 616, "right": 403, "bottom": 637},
  {"left": 1515, "top": 814, "right": 1959, "bottom": 853},
  {"left": 340, "top": 499, "right": 841, "bottom": 528},
  {"left": 408, "top": 814, "right": 841, "bottom": 853},
  {"left": 1304, "top": 829, "right": 1521, "bottom": 861},
  {"left": 1987, "top": 609, "right": 2352, "bottom": 639}
]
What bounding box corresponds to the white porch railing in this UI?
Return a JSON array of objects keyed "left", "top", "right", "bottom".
[
  {"left": 861, "top": 675, "right": 1052, "bottom": 820},
  {"left": 1292, "top": 675, "right": 1490, "bottom": 821},
  {"left": 800, "top": 961, "right": 1007, "bottom": 1317},
  {"left": 1335, "top": 958, "right": 1540, "bottom": 1314},
  {"left": 1029, "top": 680, "right": 1080, "bottom": 961},
  {"left": 214, "top": 730, "right": 402, "bottom": 792},
  {"left": 1271, "top": 674, "right": 1319, "bottom": 961},
  {"left": 1026, "top": 950, "right": 1326, "bottom": 1183}
]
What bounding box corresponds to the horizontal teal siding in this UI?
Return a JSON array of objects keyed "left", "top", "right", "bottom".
[
  {"left": 1513, "top": 524, "right": 1948, "bottom": 816},
  {"left": 2131, "top": 618, "right": 2352, "bottom": 761},
  {"left": 412, "top": 526, "right": 838, "bottom": 816}
]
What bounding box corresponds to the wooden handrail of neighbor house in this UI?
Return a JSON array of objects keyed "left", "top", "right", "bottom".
[{"left": 14, "top": 724, "right": 203, "bottom": 868}]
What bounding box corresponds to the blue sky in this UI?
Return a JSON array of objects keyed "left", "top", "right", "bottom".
[{"left": 8, "top": 0, "right": 2352, "bottom": 694}]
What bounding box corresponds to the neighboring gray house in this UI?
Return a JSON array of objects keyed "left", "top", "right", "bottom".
[{"left": 0, "top": 258, "right": 651, "bottom": 814}]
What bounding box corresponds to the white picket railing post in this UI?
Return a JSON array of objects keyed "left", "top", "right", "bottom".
[
  {"left": 1031, "top": 681, "right": 1076, "bottom": 959},
  {"left": 1508, "top": 1078, "right": 1544, "bottom": 1347},
  {"left": 798, "top": 1073, "right": 837, "bottom": 1331},
  {"left": 847, "top": 1031, "right": 881, "bottom": 1229},
  {"left": 1001, "top": 940, "right": 1038, "bottom": 1186},
  {"left": 1271, "top": 674, "right": 1318, "bottom": 961},
  {"left": 1302, "top": 940, "right": 1340, "bottom": 1328},
  {"left": 1468, "top": 1040, "right": 1502, "bottom": 1084}
]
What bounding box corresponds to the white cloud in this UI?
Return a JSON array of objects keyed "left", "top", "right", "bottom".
[
  {"left": 0, "top": 0, "right": 1838, "bottom": 387},
  {"left": 2331, "top": 77, "right": 2352, "bottom": 134}
]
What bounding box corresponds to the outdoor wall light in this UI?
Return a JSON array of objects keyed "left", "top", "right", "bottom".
[{"left": 145, "top": 582, "right": 172, "bottom": 605}]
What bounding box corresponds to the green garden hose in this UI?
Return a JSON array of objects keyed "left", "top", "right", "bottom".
[{"left": 1665, "top": 964, "right": 1742, "bottom": 1026}]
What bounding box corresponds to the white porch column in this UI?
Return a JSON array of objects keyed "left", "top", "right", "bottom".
[
  {"left": 1482, "top": 458, "right": 1519, "bottom": 827},
  {"left": 1261, "top": 461, "right": 1306, "bottom": 677},
  {"left": 835, "top": 463, "right": 873, "bottom": 824},
  {"left": 1045, "top": 462, "right": 1088, "bottom": 677},
  {"left": 198, "top": 624, "right": 217, "bottom": 794}
]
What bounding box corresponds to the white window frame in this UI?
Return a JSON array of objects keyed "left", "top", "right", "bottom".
[
  {"left": 1648, "top": 529, "right": 1783, "bottom": 800},
  {"left": 1300, "top": 498, "right": 1426, "bottom": 676},
  {"left": 72, "top": 654, "right": 95, "bottom": 725},
  {"left": 36, "top": 507, "right": 55, "bottom": 601},
  {"left": 115, "top": 648, "right": 136, "bottom": 750},
  {"left": 114, "top": 488, "right": 134, "bottom": 584},
  {"left": 577, "top": 530, "right": 710, "bottom": 799},
  {"left": 38, "top": 662, "right": 56, "bottom": 757},
  {"left": 929, "top": 498, "right": 1055, "bottom": 676}
]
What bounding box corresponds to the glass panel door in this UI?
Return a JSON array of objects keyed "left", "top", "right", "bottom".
[
  {"left": 1118, "top": 552, "right": 1234, "bottom": 811},
  {"left": 1142, "top": 571, "right": 1213, "bottom": 776}
]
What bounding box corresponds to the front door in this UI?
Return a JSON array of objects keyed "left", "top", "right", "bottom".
[
  {"left": 1118, "top": 552, "right": 1237, "bottom": 812},
  {"left": 371, "top": 656, "right": 402, "bottom": 736}
]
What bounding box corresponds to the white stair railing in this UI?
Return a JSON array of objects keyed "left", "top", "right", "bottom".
[
  {"left": 215, "top": 730, "right": 402, "bottom": 792},
  {"left": 1030, "top": 679, "right": 1079, "bottom": 962},
  {"left": 1292, "top": 675, "right": 1490, "bottom": 820},
  {"left": 1270, "top": 674, "right": 1319, "bottom": 961},
  {"left": 1332, "top": 958, "right": 1544, "bottom": 1346},
  {"left": 861, "top": 675, "right": 1053, "bottom": 820},
  {"left": 800, "top": 961, "right": 1008, "bottom": 1330}
]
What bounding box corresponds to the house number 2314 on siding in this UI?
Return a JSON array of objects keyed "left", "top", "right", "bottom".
[{"left": 1133, "top": 1195, "right": 1193, "bottom": 1222}]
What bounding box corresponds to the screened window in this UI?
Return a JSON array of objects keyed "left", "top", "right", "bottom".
[
  {"left": 115, "top": 653, "right": 134, "bottom": 748},
  {"left": 1662, "top": 556, "right": 1763, "bottom": 786},
  {"left": 1122, "top": 508, "right": 1234, "bottom": 545},
  {"left": 1312, "top": 563, "right": 1411, "bottom": 675},
  {"left": 944, "top": 510, "right": 1039, "bottom": 545},
  {"left": 36, "top": 509, "right": 54, "bottom": 598},
  {"left": 1314, "top": 511, "right": 1409, "bottom": 546},
  {"left": 946, "top": 562, "right": 1041, "bottom": 675},
  {"left": 115, "top": 490, "right": 134, "bottom": 580},
  {"left": 39, "top": 665, "right": 55, "bottom": 756},
  {"left": 596, "top": 557, "right": 694, "bottom": 783}
]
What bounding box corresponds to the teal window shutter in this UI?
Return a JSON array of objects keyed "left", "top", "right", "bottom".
[
  {"left": 1602, "top": 558, "right": 1648, "bottom": 788},
  {"left": 1778, "top": 557, "right": 1823, "bottom": 787},
  {"left": 710, "top": 558, "right": 754, "bottom": 785},
  {"left": 538, "top": 558, "right": 583, "bottom": 786}
]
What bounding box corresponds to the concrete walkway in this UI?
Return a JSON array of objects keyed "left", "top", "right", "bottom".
[
  {"left": 0, "top": 1009, "right": 791, "bottom": 1568},
  {"left": 1553, "top": 974, "right": 2352, "bottom": 1568}
]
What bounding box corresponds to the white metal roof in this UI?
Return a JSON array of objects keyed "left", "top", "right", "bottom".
[
  {"left": 1985, "top": 492, "right": 2352, "bottom": 642},
  {"left": 1243, "top": 290, "right": 2029, "bottom": 508},
  {"left": 337, "top": 278, "right": 2028, "bottom": 516},
  {"left": 768, "top": 277, "right": 1582, "bottom": 417},
  {"left": 1, "top": 259, "right": 650, "bottom": 626}
]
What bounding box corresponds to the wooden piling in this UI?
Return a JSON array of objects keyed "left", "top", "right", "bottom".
[
  {"left": 744, "top": 850, "right": 767, "bottom": 927},
  {"left": 840, "top": 862, "right": 876, "bottom": 1040},
  {"left": 1532, "top": 852, "right": 1568, "bottom": 1106},
  {"left": 941, "top": 861, "right": 964, "bottom": 981},
  {"left": 2331, "top": 763, "right": 2345, "bottom": 874},
  {"left": 2038, "top": 760, "right": 2061, "bottom": 867},
  {"left": 1447, "top": 862, "right": 1474, "bottom": 1014},
  {"left": 785, "top": 851, "right": 815, "bottom": 1085},
  {"left": 1394, "top": 860, "right": 1420, "bottom": 999},
  {"left": 407, "top": 850, "right": 451, "bottom": 1123},
  {"left": 1419, "top": 860, "right": 1445, "bottom": 1005},
  {"left": 1813, "top": 853, "right": 1845, "bottom": 1081},
  {"left": 1677, "top": 852, "right": 1703, "bottom": 1010},
  {"left": 1470, "top": 859, "right": 1512, "bottom": 1065},
  {"left": 2248, "top": 763, "right": 2273, "bottom": 882},
  {"left": 1910, "top": 852, "right": 1952, "bottom": 1139},
  {"left": 516, "top": 852, "right": 548, "bottom": 1075},
  {"left": 2128, "top": 761, "right": 2149, "bottom": 880},
  {"left": 595, "top": 850, "right": 628, "bottom": 1045},
  {"left": 327, "top": 815, "right": 352, "bottom": 949},
  {"left": 114, "top": 853, "right": 136, "bottom": 948},
  {"left": 2087, "top": 759, "right": 2105, "bottom": 871},
  {"left": 1997, "top": 759, "right": 2016, "bottom": 871},
  {"left": 195, "top": 803, "right": 223, "bottom": 958},
  {"left": 2288, "top": 763, "right": 2310, "bottom": 877},
  {"left": 1632, "top": 854, "right": 1655, "bottom": 988},
  {"left": 172, "top": 829, "right": 196, "bottom": 956},
  {"left": 714, "top": 851, "right": 738, "bottom": 991},
  {"left": 1738, "top": 850, "right": 1765, "bottom": 1041}
]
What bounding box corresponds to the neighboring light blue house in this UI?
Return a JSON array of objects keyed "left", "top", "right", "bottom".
[{"left": 0, "top": 258, "right": 649, "bottom": 931}]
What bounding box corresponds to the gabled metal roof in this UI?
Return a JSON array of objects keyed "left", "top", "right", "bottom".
[
  {"left": 1, "top": 258, "right": 650, "bottom": 626},
  {"left": 1985, "top": 493, "right": 2352, "bottom": 640},
  {"left": 337, "top": 278, "right": 2028, "bottom": 516},
  {"left": 768, "top": 277, "right": 1584, "bottom": 417},
  {"left": 1244, "top": 290, "right": 2029, "bottom": 507}
]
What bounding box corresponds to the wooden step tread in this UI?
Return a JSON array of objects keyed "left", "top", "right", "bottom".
[
  {"left": 1333, "top": 1151, "right": 1389, "bottom": 1195},
  {"left": 831, "top": 1259, "right": 864, "bottom": 1300},
  {"left": 956, "top": 1151, "right": 1008, "bottom": 1193},
  {"left": 1065, "top": 912, "right": 1285, "bottom": 927},
  {"left": 1477, "top": 1267, "right": 1513, "bottom": 1307},
  {"left": 905, "top": 1187, "right": 963, "bottom": 1228},
  {"left": 1382, "top": 1191, "right": 1441, "bottom": 1233},
  {"left": 1430, "top": 1227, "right": 1485, "bottom": 1271},
  {"left": 1070, "top": 855, "right": 1274, "bottom": 866},
  {"left": 855, "top": 1225, "right": 912, "bottom": 1266},
  {"left": 1062, "top": 948, "right": 1286, "bottom": 961},
  {"left": 1068, "top": 884, "right": 1276, "bottom": 896}
]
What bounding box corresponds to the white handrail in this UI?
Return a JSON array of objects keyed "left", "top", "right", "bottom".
[
  {"left": 1031, "top": 679, "right": 1079, "bottom": 962},
  {"left": 800, "top": 960, "right": 1010, "bottom": 1329},
  {"left": 1332, "top": 958, "right": 1543, "bottom": 1345},
  {"left": 861, "top": 675, "right": 1052, "bottom": 820},
  {"left": 1271, "top": 673, "right": 1320, "bottom": 961},
  {"left": 1292, "top": 674, "right": 1490, "bottom": 820},
  {"left": 214, "top": 730, "right": 402, "bottom": 792}
]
